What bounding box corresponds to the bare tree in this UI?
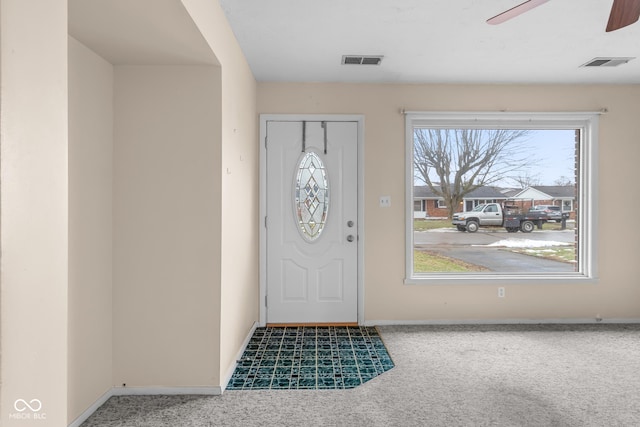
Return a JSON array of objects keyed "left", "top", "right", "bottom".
[
  {"left": 554, "top": 176, "right": 574, "bottom": 186},
  {"left": 510, "top": 172, "right": 542, "bottom": 189},
  {"left": 414, "top": 129, "right": 532, "bottom": 218}
]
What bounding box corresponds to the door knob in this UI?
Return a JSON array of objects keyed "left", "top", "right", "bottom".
[
  {"left": 347, "top": 220, "right": 354, "bottom": 227},
  {"left": 347, "top": 235, "right": 355, "bottom": 242}
]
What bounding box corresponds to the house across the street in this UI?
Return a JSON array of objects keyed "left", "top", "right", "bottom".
[{"left": 414, "top": 185, "right": 576, "bottom": 219}]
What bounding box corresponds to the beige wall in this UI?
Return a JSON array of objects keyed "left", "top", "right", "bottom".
[
  {"left": 258, "top": 83, "right": 640, "bottom": 322},
  {"left": 15, "top": 0, "right": 640, "bottom": 424},
  {"left": 0, "top": 0, "right": 69, "bottom": 425},
  {"left": 109, "top": 0, "right": 258, "bottom": 392},
  {"left": 110, "top": 0, "right": 259, "bottom": 390},
  {"left": 68, "top": 37, "right": 114, "bottom": 423},
  {"left": 181, "top": 0, "right": 259, "bottom": 383},
  {"left": 113, "top": 65, "right": 222, "bottom": 387},
  {"left": 219, "top": 76, "right": 259, "bottom": 383},
  {"left": 2, "top": 0, "right": 259, "bottom": 423}
]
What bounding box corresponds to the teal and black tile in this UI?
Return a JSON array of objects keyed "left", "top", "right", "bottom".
[{"left": 227, "top": 326, "right": 394, "bottom": 390}]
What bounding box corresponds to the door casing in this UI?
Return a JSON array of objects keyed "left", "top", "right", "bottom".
[{"left": 259, "top": 114, "right": 365, "bottom": 326}]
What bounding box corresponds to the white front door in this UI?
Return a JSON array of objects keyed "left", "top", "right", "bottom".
[{"left": 265, "top": 120, "right": 358, "bottom": 324}]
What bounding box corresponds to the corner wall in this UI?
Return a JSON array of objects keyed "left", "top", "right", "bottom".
[
  {"left": 258, "top": 83, "right": 640, "bottom": 323},
  {"left": 181, "top": 0, "right": 259, "bottom": 384},
  {"left": 68, "top": 36, "right": 114, "bottom": 423},
  {"left": 218, "top": 54, "right": 259, "bottom": 385},
  {"left": 113, "top": 65, "right": 223, "bottom": 388}
]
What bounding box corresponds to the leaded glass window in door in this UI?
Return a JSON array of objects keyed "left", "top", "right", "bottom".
[{"left": 294, "top": 151, "right": 329, "bottom": 241}]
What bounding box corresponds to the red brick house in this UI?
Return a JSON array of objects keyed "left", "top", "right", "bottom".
[
  {"left": 414, "top": 185, "right": 576, "bottom": 219},
  {"left": 512, "top": 186, "right": 577, "bottom": 220},
  {"left": 413, "top": 185, "right": 508, "bottom": 218}
]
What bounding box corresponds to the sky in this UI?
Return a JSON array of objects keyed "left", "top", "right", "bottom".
[
  {"left": 522, "top": 129, "right": 576, "bottom": 185},
  {"left": 417, "top": 128, "right": 577, "bottom": 188}
]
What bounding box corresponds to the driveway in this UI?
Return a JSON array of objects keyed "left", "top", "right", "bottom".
[
  {"left": 414, "top": 228, "right": 576, "bottom": 272},
  {"left": 415, "top": 228, "right": 575, "bottom": 245}
]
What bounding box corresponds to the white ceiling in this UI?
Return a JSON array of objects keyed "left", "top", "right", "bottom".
[{"left": 219, "top": 0, "right": 640, "bottom": 84}]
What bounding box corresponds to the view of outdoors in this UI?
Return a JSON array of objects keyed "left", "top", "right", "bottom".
[{"left": 411, "top": 128, "right": 578, "bottom": 275}]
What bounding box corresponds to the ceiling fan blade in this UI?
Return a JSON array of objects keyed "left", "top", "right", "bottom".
[
  {"left": 606, "top": 0, "right": 640, "bottom": 32},
  {"left": 487, "top": 0, "right": 550, "bottom": 25}
]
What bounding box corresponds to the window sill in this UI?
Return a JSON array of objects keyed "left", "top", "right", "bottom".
[{"left": 404, "top": 274, "right": 598, "bottom": 286}]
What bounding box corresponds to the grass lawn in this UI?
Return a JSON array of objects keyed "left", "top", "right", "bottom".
[
  {"left": 413, "top": 250, "right": 489, "bottom": 272},
  {"left": 413, "top": 219, "right": 454, "bottom": 231},
  {"left": 509, "top": 246, "right": 576, "bottom": 263},
  {"left": 542, "top": 221, "right": 576, "bottom": 231}
]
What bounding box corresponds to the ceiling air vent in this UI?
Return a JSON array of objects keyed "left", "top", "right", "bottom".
[
  {"left": 580, "top": 57, "right": 635, "bottom": 67},
  {"left": 342, "top": 55, "right": 384, "bottom": 66}
]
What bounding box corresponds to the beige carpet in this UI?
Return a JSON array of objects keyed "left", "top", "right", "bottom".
[{"left": 81, "top": 324, "right": 640, "bottom": 426}]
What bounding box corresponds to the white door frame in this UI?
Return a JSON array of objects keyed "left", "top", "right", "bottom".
[{"left": 259, "top": 114, "right": 365, "bottom": 326}]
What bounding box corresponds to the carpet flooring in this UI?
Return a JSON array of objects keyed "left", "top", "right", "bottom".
[
  {"left": 226, "top": 326, "right": 394, "bottom": 390},
  {"left": 79, "top": 324, "right": 640, "bottom": 427}
]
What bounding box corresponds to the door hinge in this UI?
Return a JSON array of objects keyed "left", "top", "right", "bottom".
[
  {"left": 265, "top": 295, "right": 268, "bottom": 307},
  {"left": 264, "top": 216, "right": 268, "bottom": 228},
  {"left": 264, "top": 135, "right": 268, "bottom": 149}
]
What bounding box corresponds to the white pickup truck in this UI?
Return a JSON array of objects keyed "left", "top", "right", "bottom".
[{"left": 452, "top": 203, "right": 567, "bottom": 233}]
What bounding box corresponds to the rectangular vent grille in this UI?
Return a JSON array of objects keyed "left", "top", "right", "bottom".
[
  {"left": 342, "top": 55, "right": 384, "bottom": 66},
  {"left": 581, "top": 57, "right": 635, "bottom": 67}
]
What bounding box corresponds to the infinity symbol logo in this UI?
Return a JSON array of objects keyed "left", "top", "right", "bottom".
[{"left": 14, "top": 399, "right": 42, "bottom": 412}]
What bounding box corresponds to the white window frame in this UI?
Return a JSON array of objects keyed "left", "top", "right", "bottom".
[
  {"left": 436, "top": 199, "right": 447, "bottom": 209},
  {"left": 405, "top": 111, "right": 599, "bottom": 284}
]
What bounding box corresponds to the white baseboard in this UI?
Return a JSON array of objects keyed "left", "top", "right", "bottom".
[
  {"left": 221, "top": 321, "right": 259, "bottom": 393},
  {"left": 111, "top": 386, "right": 222, "bottom": 396},
  {"left": 68, "top": 388, "right": 114, "bottom": 427},
  {"left": 366, "top": 317, "right": 640, "bottom": 327},
  {"left": 67, "top": 323, "right": 259, "bottom": 426},
  {"left": 68, "top": 385, "right": 223, "bottom": 427}
]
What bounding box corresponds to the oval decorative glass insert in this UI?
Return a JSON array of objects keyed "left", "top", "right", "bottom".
[{"left": 294, "top": 151, "right": 329, "bottom": 241}]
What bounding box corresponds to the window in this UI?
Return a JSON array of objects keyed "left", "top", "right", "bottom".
[
  {"left": 405, "top": 112, "right": 598, "bottom": 283},
  {"left": 295, "top": 151, "right": 329, "bottom": 242}
]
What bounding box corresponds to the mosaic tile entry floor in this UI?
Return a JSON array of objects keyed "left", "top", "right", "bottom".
[{"left": 227, "top": 326, "right": 394, "bottom": 390}]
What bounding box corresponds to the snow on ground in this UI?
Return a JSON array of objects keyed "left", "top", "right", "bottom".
[
  {"left": 421, "top": 228, "right": 573, "bottom": 249},
  {"left": 476, "top": 239, "right": 571, "bottom": 248}
]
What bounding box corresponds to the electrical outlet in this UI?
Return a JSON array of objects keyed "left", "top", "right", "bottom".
[
  {"left": 380, "top": 196, "right": 391, "bottom": 208},
  {"left": 498, "top": 287, "right": 505, "bottom": 298}
]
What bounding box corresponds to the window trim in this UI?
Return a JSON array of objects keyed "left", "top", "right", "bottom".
[{"left": 404, "top": 111, "right": 599, "bottom": 284}]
